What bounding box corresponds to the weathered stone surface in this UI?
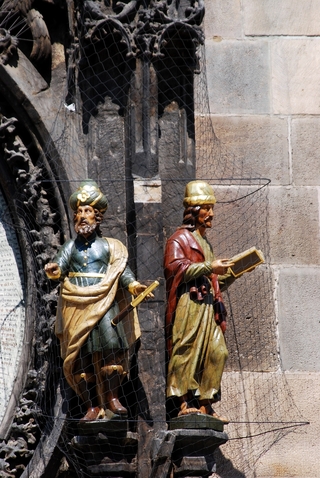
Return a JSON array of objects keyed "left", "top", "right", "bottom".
[
  {"left": 254, "top": 372, "right": 320, "bottom": 477},
  {"left": 20, "top": 391, "right": 66, "bottom": 478},
  {"left": 243, "top": 0, "right": 320, "bottom": 36},
  {"left": 205, "top": 40, "right": 270, "bottom": 114},
  {"left": 171, "top": 429, "right": 228, "bottom": 461},
  {"left": 134, "top": 178, "right": 162, "bottom": 203},
  {"left": 159, "top": 102, "right": 195, "bottom": 176},
  {"left": 3, "top": 1, "right": 320, "bottom": 476},
  {"left": 277, "top": 267, "right": 320, "bottom": 371},
  {"left": 195, "top": 115, "right": 290, "bottom": 184},
  {"left": 223, "top": 264, "right": 278, "bottom": 373},
  {"left": 137, "top": 342, "right": 166, "bottom": 476},
  {"left": 77, "top": 415, "right": 128, "bottom": 435},
  {"left": 205, "top": 184, "right": 270, "bottom": 257},
  {"left": 159, "top": 102, "right": 194, "bottom": 238},
  {"left": 215, "top": 371, "right": 314, "bottom": 477},
  {"left": 190, "top": 183, "right": 278, "bottom": 374},
  {"left": 272, "top": 38, "right": 320, "bottom": 114},
  {"left": 88, "top": 100, "right": 127, "bottom": 244},
  {"left": 151, "top": 429, "right": 228, "bottom": 478},
  {"left": 136, "top": 231, "right": 163, "bottom": 280},
  {"left": 268, "top": 186, "right": 320, "bottom": 265},
  {"left": 51, "top": 42, "right": 67, "bottom": 99},
  {"left": 291, "top": 117, "right": 320, "bottom": 186},
  {"left": 204, "top": 0, "right": 242, "bottom": 39}
]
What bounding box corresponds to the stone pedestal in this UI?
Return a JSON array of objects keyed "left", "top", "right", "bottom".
[
  {"left": 151, "top": 425, "right": 228, "bottom": 478},
  {"left": 70, "top": 418, "right": 138, "bottom": 477}
]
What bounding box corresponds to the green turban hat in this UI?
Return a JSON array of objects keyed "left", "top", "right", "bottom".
[{"left": 69, "top": 179, "right": 108, "bottom": 213}]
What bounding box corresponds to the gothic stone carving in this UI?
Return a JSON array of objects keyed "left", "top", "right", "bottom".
[
  {"left": 0, "top": 0, "right": 51, "bottom": 62},
  {"left": 0, "top": 112, "right": 64, "bottom": 477},
  {"left": 68, "top": 0, "right": 204, "bottom": 130}
]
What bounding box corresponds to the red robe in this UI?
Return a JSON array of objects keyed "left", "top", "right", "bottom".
[{"left": 164, "top": 227, "right": 226, "bottom": 355}]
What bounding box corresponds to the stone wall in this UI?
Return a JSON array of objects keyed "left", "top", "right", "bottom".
[{"left": 203, "top": 1, "right": 320, "bottom": 476}]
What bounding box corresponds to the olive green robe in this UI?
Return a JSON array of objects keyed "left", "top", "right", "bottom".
[{"left": 166, "top": 230, "right": 228, "bottom": 401}]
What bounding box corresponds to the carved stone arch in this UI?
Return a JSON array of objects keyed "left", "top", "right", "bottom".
[
  {"left": 78, "top": 17, "right": 136, "bottom": 133},
  {"left": 0, "top": 48, "right": 83, "bottom": 477},
  {"left": 154, "top": 21, "right": 204, "bottom": 140}
]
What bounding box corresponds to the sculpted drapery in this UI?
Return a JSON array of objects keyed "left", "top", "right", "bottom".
[
  {"left": 44, "top": 180, "right": 148, "bottom": 419},
  {"left": 164, "top": 227, "right": 228, "bottom": 401},
  {"left": 55, "top": 237, "right": 140, "bottom": 397}
]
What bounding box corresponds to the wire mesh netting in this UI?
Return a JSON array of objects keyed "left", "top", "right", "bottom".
[{"left": 0, "top": 2, "right": 309, "bottom": 477}]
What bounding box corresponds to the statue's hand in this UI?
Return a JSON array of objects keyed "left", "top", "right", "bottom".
[
  {"left": 130, "top": 282, "right": 154, "bottom": 298},
  {"left": 44, "top": 262, "right": 61, "bottom": 279},
  {"left": 211, "top": 259, "right": 234, "bottom": 275}
]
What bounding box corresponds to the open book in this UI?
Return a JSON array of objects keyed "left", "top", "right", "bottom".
[{"left": 228, "top": 247, "right": 264, "bottom": 277}]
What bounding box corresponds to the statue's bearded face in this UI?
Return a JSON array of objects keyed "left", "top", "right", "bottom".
[
  {"left": 196, "top": 204, "right": 214, "bottom": 230},
  {"left": 74, "top": 205, "right": 97, "bottom": 237}
]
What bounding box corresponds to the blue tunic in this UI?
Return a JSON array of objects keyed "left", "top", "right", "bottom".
[{"left": 54, "top": 232, "right": 136, "bottom": 352}]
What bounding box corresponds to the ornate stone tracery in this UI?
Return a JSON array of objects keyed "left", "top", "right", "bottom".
[
  {"left": 0, "top": 111, "right": 66, "bottom": 477},
  {"left": 67, "top": 0, "right": 204, "bottom": 131},
  {"left": 0, "top": 0, "right": 51, "bottom": 61},
  {"left": 0, "top": 27, "right": 18, "bottom": 64}
]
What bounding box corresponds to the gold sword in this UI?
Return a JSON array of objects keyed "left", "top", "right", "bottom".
[{"left": 111, "top": 280, "right": 159, "bottom": 326}]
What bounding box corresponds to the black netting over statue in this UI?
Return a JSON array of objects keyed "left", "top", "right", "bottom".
[{"left": 0, "top": 1, "right": 308, "bottom": 477}]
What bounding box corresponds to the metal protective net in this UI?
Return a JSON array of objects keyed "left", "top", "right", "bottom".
[{"left": 0, "top": 2, "right": 308, "bottom": 477}]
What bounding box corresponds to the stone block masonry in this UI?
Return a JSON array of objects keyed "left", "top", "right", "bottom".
[{"left": 200, "top": 1, "right": 320, "bottom": 475}]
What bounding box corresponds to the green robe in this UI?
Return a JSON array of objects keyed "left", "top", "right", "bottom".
[
  {"left": 54, "top": 234, "right": 140, "bottom": 394},
  {"left": 166, "top": 229, "right": 228, "bottom": 401},
  {"left": 54, "top": 232, "right": 135, "bottom": 352}
]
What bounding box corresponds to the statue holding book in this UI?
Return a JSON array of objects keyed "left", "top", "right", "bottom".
[
  {"left": 164, "top": 180, "right": 262, "bottom": 420},
  {"left": 44, "top": 180, "right": 155, "bottom": 421}
]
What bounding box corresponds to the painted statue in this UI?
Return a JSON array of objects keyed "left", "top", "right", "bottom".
[
  {"left": 45, "top": 180, "right": 151, "bottom": 420},
  {"left": 164, "top": 180, "right": 236, "bottom": 421}
]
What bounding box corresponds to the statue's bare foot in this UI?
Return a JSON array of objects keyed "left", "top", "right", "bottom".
[
  {"left": 178, "top": 400, "right": 201, "bottom": 416},
  {"left": 199, "top": 402, "right": 229, "bottom": 424},
  {"left": 178, "top": 407, "right": 200, "bottom": 416}
]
